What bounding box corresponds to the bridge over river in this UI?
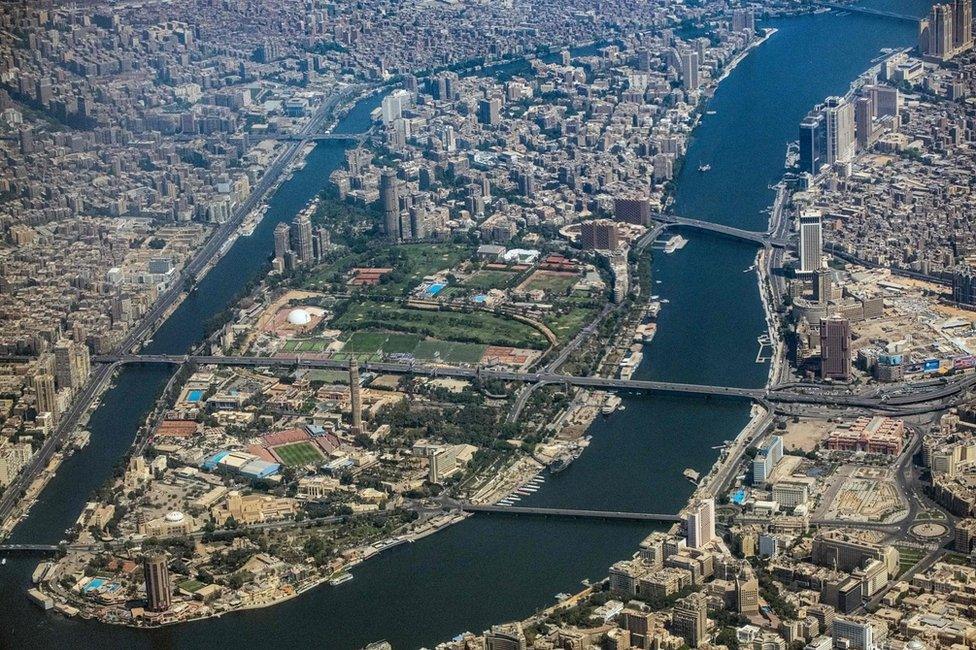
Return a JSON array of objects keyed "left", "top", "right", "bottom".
[{"left": 458, "top": 504, "right": 683, "bottom": 523}]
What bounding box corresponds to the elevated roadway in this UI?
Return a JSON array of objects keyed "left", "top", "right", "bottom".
[
  {"left": 459, "top": 503, "right": 682, "bottom": 523},
  {"left": 97, "top": 354, "right": 768, "bottom": 400},
  {"left": 94, "top": 354, "right": 976, "bottom": 412},
  {"left": 813, "top": 2, "right": 921, "bottom": 23},
  {"left": 652, "top": 214, "right": 790, "bottom": 248}
]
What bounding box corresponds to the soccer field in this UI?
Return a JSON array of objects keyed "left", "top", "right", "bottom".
[{"left": 273, "top": 441, "right": 324, "bottom": 466}]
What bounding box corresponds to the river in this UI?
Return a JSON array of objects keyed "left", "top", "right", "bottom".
[{"left": 0, "top": 6, "right": 924, "bottom": 648}]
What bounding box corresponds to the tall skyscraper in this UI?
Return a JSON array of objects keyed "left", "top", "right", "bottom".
[
  {"left": 731, "top": 8, "right": 756, "bottom": 33},
  {"left": 380, "top": 168, "right": 400, "bottom": 241},
  {"left": 349, "top": 357, "right": 363, "bottom": 436},
  {"left": 813, "top": 267, "right": 832, "bottom": 303},
  {"left": 798, "top": 210, "right": 823, "bottom": 274},
  {"left": 820, "top": 315, "right": 852, "bottom": 381},
  {"left": 854, "top": 96, "right": 874, "bottom": 149},
  {"left": 291, "top": 214, "right": 313, "bottom": 263},
  {"left": 143, "top": 554, "right": 172, "bottom": 612},
  {"left": 686, "top": 497, "right": 716, "bottom": 548},
  {"left": 799, "top": 111, "right": 827, "bottom": 175},
  {"left": 671, "top": 592, "right": 708, "bottom": 647},
  {"left": 53, "top": 341, "right": 88, "bottom": 391},
  {"left": 273, "top": 222, "right": 291, "bottom": 264},
  {"left": 921, "top": 4, "right": 955, "bottom": 61},
  {"left": 866, "top": 85, "right": 899, "bottom": 119},
  {"left": 410, "top": 204, "right": 426, "bottom": 240},
  {"left": 478, "top": 97, "right": 501, "bottom": 126},
  {"left": 580, "top": 220, "right": 620, "bottom": 251},
  {"left": 824, "top": 96, "right": 855, "bottom": 164},
  {"left": 33, "top": 373, "right": 57, "bottom": 422},
  {"left": 953, "top": 0, "right": 973, "bottom": 51},
  {"left": 680, "top": 51, "right": 700, "bottom": 91}
]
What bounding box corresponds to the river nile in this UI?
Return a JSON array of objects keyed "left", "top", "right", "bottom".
[{"left": 0, "top": 6, "right": 925, "bottom": 648}]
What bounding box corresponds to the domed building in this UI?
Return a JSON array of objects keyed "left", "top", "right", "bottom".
[
  {"left": 287, "top": 308, "right": 312, "bottom": 326},
  {"left": 138, "top": 510, "right": 196, "bottom": 537}
]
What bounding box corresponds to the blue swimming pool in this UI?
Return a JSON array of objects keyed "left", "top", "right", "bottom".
[
  {"left": 84, "top": 578, "right": 105, "bottom": 592},
  {"left": 472, "top": 294, "right": 487, "bottom": 303},
  {"left": 186, "top": 389, "right": 204, "bottom": 402},
  {"left": 425, "top": 283, "right": 446, "bottom": 296}
]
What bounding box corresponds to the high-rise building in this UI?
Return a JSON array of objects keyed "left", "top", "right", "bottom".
[
  {"left": 798, "top": 209, "right": 823, "bottom": 274},
  {"left": 680, "top": 51, "right": 700, "bottom": 91},
  {"left": 349, "top": 358, "right": 362, "bottom": 436},
  {"left": 820, "top": 315, "right": 852, "bottom": 381},
  {"left": 732, "top": 8, "right": 756, "bottom": 33},
  {"left": 614, "top": 197, "right": 652, "bottom": 226},
  {"left": 53, "top": 340, "right": 88, "bottom": 391},
  {"left": 33, "top": 373, "right": 57, "bottom": 422},
  {"left": 380, "top": 168, "right": 400, "bottom": 241},
  {"left": 824, "top": 96, "right": 855, "bottom": 164},
  {"left": 735, "top": 567, "right": 760, "bottom": 614},
  {"left": 580, "top": 220, "right": 620, "bottom": 251},
  {"left": 866, "top": 85, "right": 899, "bottom": 119},
  {"left": 953, "top": 0, "right": 973, "bottom": 51},
  {"left": 273, "top": 222, "right": 291, "bottom": 263},
  {"left": 920, "top": 4, "right": 954, "bottom": 61},
  {"left": 291, "top": 214, "right": 313, "bottom": 264},
  {"left": 832, "top": 617, "right": 875, "bottom": 650},
  {"left": 410, "top": 204, "right": 426, "bottom": 240},
  {"left": 813, "top": 267, "right": 832, "bottom": 303},
  {"left": 799, "top": 111, "right": 827, "bottom": 175},
  {"left": 686, "top": 497, "right": 715, "bottom": 548},
  {"left": 143, "top": 554, "right": 172, "bottom": 612},
  {"left": 854, "top": 96, "right": 874, "bottom": 149},
  {"left": 478, "top": 97, "right": 501, "bottom": 126},
  {"left": 952, "top": 265, "right": 976, "bottom": 306},
  {"left": 671, "top": 592, "right": 708, "bottom": 647},
  {"left": 380, "top": 89, "right": 409, "bottom": 125},
  {"left": 752, "top": 434, "right": 784, "bottom": 485}
]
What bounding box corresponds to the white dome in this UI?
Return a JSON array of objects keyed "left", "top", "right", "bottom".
[
  {"left": 164, "top": 511, "right": 185, "bottom": 523},
  {"left": 287, "top": 308, "right": 312, "bottom": 325}
]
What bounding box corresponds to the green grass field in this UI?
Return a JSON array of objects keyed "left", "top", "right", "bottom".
[
  {"left": 282, "top": 339, "right": 331, "bottom": 352},
  {"left": 274, "top": 441, "right": 324, "bottom": 467},
  {"left": 335, "top": 301, "right": 547, "bottom": 349},
  {"left": 177, "top": 579, "right": 207, "bottom": 594},
  {"left": 545, "top": 305, "right": 599, "bottom": 343},
  {"left": 520, "top": 271, "right": 578, "bottom": 295},
  {"left": 463, "top": 269, "right": 517, "bottom": 291},
  {"left": 340, "top": 330, "right": 487, "bottom": 363},
  {"left": 304, "top": 243, "right": 470, "bottom": 296}
]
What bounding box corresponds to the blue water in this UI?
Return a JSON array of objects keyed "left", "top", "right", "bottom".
[{"left": 186, "top": 390, "right": 203, "bottom": 403}]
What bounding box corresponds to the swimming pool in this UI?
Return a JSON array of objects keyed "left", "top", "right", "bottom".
[
  {"left": 186, "top": 389, "right": 204, "bottom": 402},
  {"left": 425, "top": 282, "right": 446, "bottom": 296},
  {"left": 84, "top": 578, "right": 105, "bottom": 592}
]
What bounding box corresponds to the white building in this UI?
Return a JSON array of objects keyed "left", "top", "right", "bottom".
[
  {"left": 686, "top": 497, "right": 715, "bottom": 548},
  {"left": 798, "top": 209, "right": 824, "bottom": 274}
]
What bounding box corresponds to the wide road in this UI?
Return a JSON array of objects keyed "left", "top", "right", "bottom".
[
  {"left": 101, "top": 354, "right": 769, "bottom": 400},
  {"left": 0, "top": 363, "right": 114, "bottom": 524},
  {"left": 97, "top": 353, "right": 976, "bottom": 411}
]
